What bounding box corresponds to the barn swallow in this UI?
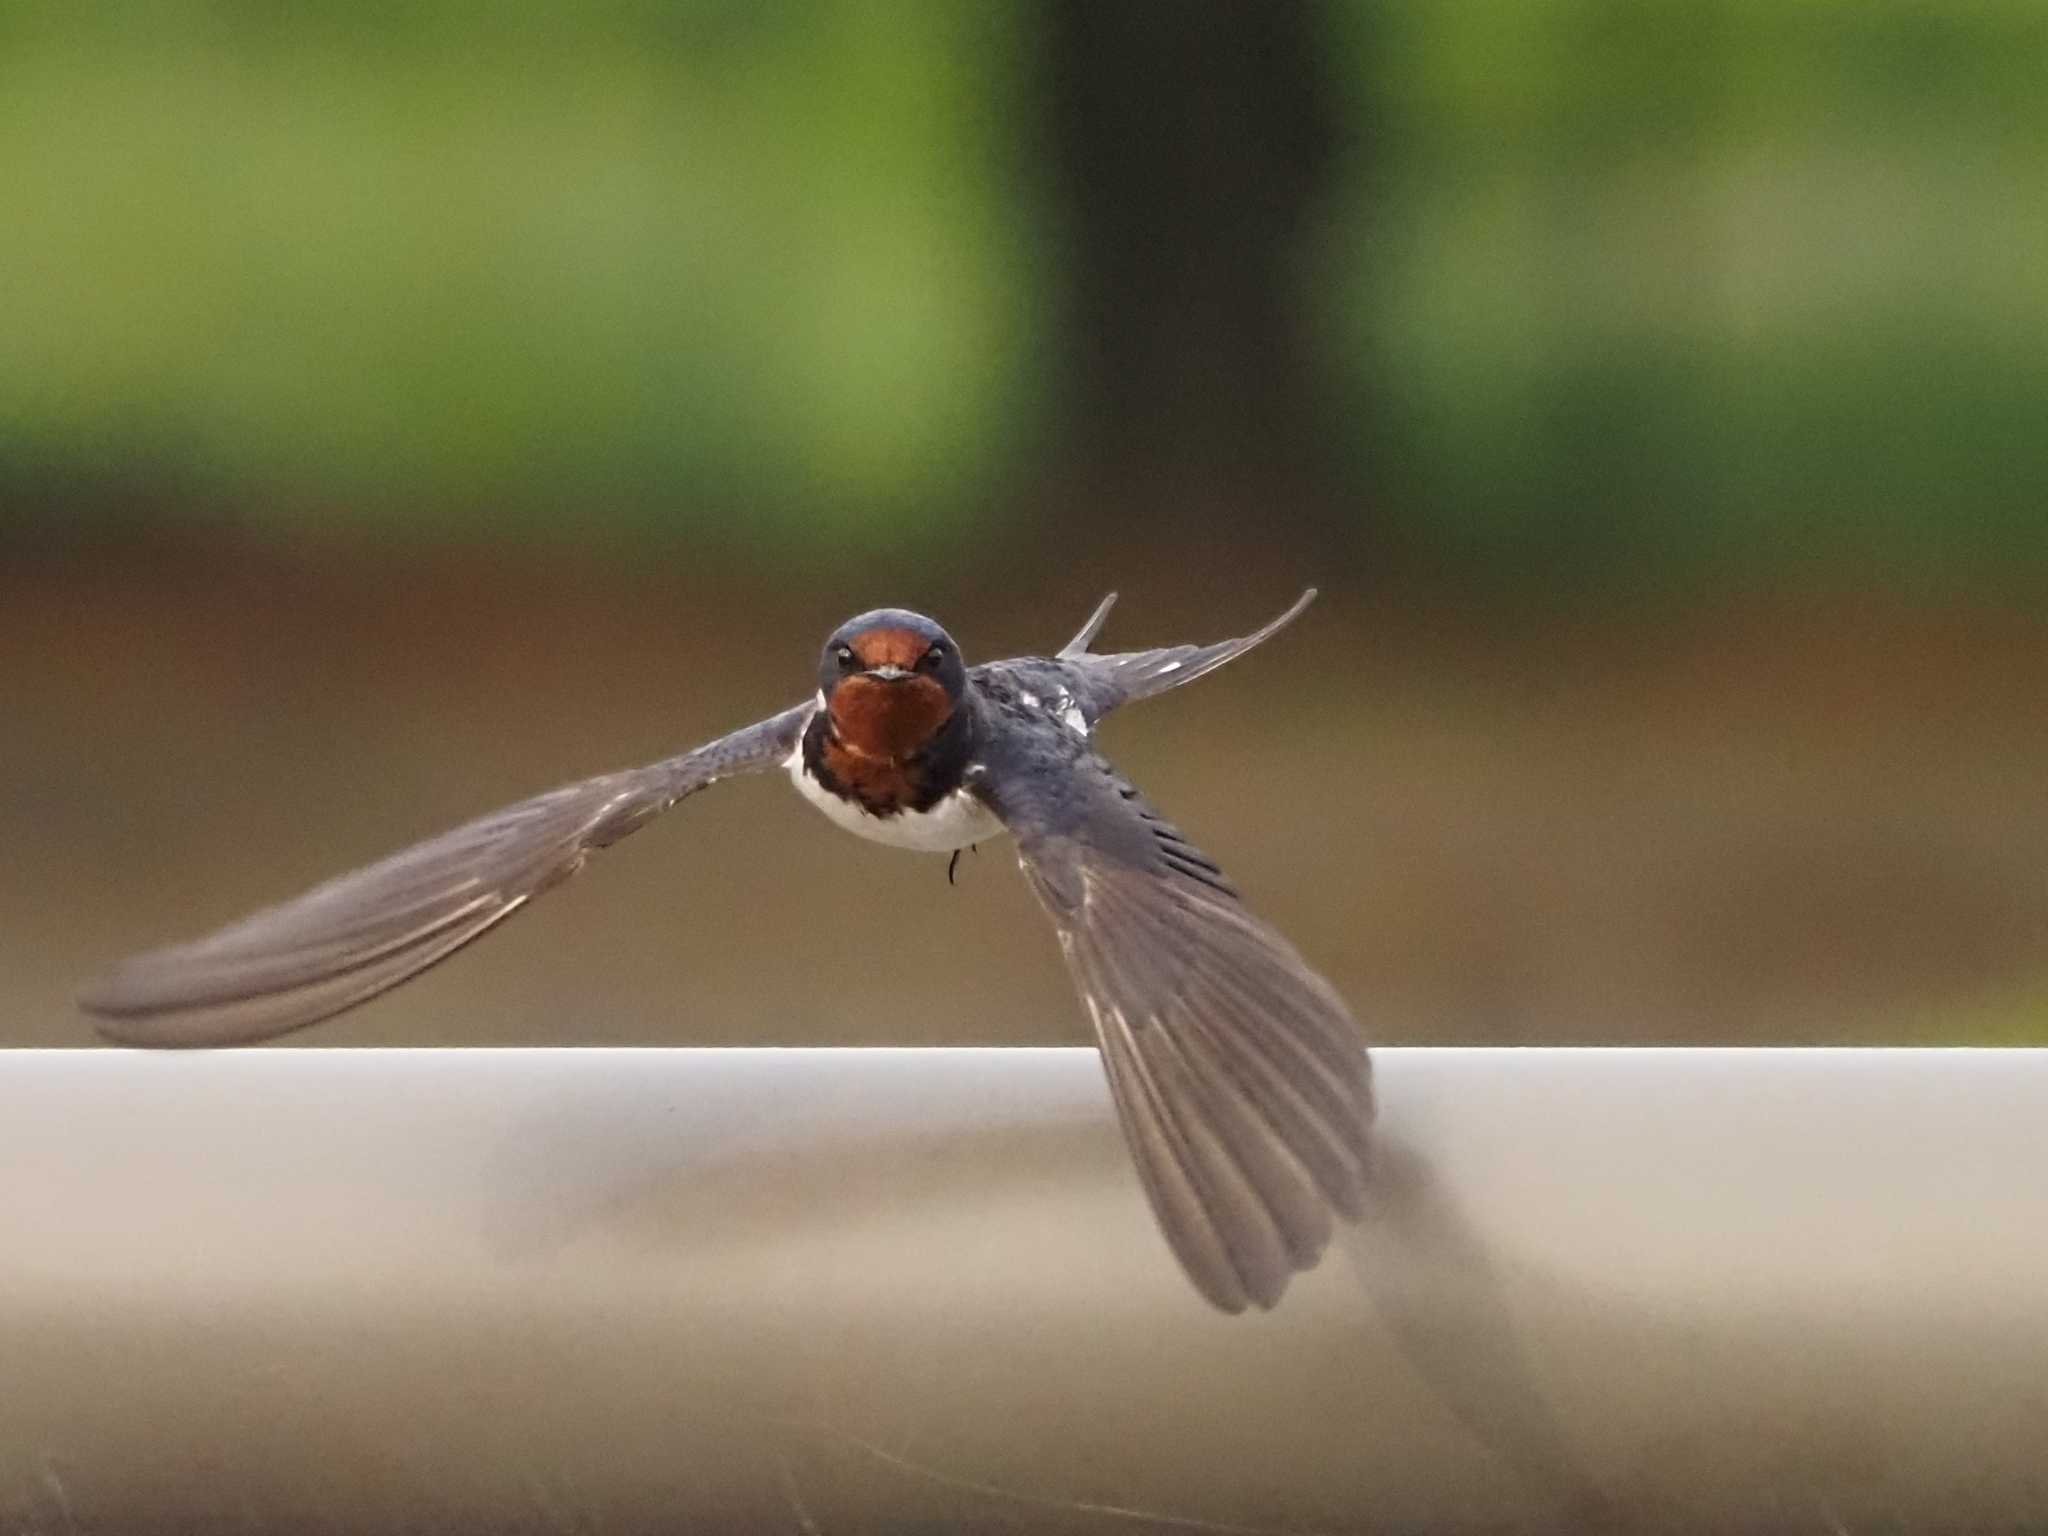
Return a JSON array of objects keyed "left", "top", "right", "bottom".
[{"left": 81, "top": 590, "right": 1372, "bottom": 1313}]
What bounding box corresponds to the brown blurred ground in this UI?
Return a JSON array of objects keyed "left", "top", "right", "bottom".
[{"left": 7, "top": 541, "right": 2045, "bottom": 1048}]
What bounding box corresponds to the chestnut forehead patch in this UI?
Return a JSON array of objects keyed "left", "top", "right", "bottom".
[{"left": 848, "top": 626, "right": 931, "bottom": 670}]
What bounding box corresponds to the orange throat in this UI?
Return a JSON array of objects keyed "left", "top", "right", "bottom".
[{"left": 827, "top": 675, "right": 953, "bottom": 762}]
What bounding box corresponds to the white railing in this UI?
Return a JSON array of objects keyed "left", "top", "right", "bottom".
[{"left": 3, "top": 1047, "right": 2041, "bottom": 1532}]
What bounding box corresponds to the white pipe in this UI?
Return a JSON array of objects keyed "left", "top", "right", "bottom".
[{"left": 2, "top": 1048, "right": 2042, "bottom": 1532}]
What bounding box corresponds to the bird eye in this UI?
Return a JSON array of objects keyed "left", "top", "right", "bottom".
[
  {"left": 834, "top": 645, "right": 857, "bottom": 669},
  {"left": 920, "top": 644, "right": 945, "bottom": 670}
]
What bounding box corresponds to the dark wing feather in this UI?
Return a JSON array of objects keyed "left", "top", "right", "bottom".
[
  {"left": 79, "top": 703, "right": 811, "bottom": 1046},
  {"left": 985, "top": 753, "right": 1373, "bottom": 1313},
  {"left": 1061, "top": 588, "right": 1316, "bottom": 729}
]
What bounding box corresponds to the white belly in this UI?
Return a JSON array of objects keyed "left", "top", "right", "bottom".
[{"left": 786, "top": 750, "right": 1005, "bottom": 853}]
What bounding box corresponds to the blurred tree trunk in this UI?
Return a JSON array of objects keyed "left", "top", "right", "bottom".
[{"left": 1041, "top": 1, "right": 1346, "bottom": 534}]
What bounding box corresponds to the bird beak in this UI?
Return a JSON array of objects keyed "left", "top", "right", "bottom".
[{"left": 865, "top": 664, "right": 912, "bottom": 682}]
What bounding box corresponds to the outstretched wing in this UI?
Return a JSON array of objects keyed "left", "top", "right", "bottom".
[
  {"left": 980, "top": 747, "right": 1373, "bottom": 1313},
  {"left": 80, "top": 703, "right": 812, "bottom": 1047},
  {"left": 1058, "top": 588, "right": 1317, "bottom": 730}
]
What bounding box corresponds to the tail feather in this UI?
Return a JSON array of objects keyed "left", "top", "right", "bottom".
[
  {"left": 1069, "top": 588, "right": 1316, "bottom": 724},
  {"left": 1059, "top": 592, "right": 1120, "bottom": 657}
]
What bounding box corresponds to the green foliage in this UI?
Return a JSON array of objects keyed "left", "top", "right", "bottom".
[
  {"left": 2, "top": 0, "right": 2042, "bottom": 584},
  {"left": 1320, "top": 0, "right": 2048, "bottom": 581},
  {"left": 0, "top": 0, "right": 1045, "bottom": 540}
]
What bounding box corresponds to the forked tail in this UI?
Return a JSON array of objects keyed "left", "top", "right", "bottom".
[{"left": 1061, "top": 588, "right": 1318, "bottom": 724}]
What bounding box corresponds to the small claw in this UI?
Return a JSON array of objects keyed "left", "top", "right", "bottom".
[{"left": 947, "top": 849, "right": 961, "bottom": 886}]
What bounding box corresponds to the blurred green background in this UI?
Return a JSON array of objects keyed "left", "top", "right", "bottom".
[{"left": 5, "top": 0, "right": 2045, "bottom": 1046}]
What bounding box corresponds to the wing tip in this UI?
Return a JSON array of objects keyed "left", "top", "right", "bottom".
[
  {"left": 76, "top": 967, "right": 146, "bottom": 1025},
  {"left": 77, "top": 965, "right": 225, "bottom": 1048},
  {"left": 78, "top": 991, "right": 195, "bottom": 1049},
  {"left": 1183, "top": 1235, "right": 1310, "bottom": 1315}
]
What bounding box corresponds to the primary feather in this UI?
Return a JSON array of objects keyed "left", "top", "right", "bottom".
[{"left": 80, "top": 706, "right": 808, "bottom": 1045}]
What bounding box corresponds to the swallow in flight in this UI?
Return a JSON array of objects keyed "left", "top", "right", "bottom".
[{"left": 82, "top": 590, "right": 1373, "bottom": 1312}]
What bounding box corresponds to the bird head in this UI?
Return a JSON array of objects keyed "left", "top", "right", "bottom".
[{"left": 815, "top": 609, "right": 966, "bottom": 761}]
